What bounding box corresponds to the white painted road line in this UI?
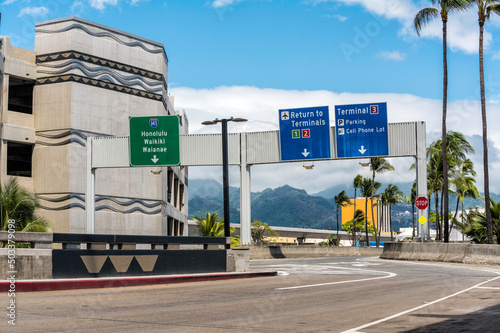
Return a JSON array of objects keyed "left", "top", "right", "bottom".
[
  {"left": 340, "top": 273, "right": 500, "bottom": 333},
  {"left": 276, "top": 267, "right": 397, "bottom": 291}
]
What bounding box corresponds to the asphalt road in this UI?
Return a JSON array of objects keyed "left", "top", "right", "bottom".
[{"left": 2, "top": 256, "right": 500, "bottom": 332}]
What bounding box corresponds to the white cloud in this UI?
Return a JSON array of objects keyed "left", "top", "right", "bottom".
[
  {"left": 18, "top": 7, "right": 49, "bottom": 18},
  {"left": 89, "top": 0, "right": 119, "bottom": 10},
  {"left": 211, "top": 0, "right": 245, "bottom": 9},
  {"left": 171, "top": 85, "right": 500, "bottom": 194},
  {"left": 323, "top": 13, "right": 348, "bottom": 22},
  {"left": 1, "top": 0, "right": 18, "bottom": 5},
  {"left": 130, "top": 0, "right": 149, "bottom": 6},
  {"left": 416, "top": 11, "right": 490, "bottom": 54},
  {"left": 378, "top": 51, "right": 406, "bottom": 61},
  {"left": 307, "top": 0, "right": 492, "bottom": 54},
  {"left": 71, "top": 1, "right": 85, "bottom": 14},
  {"left": 334, "top": 0, "right": 416, "bottom": 21}
]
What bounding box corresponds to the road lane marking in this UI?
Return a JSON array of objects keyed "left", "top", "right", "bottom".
[
  {"left": 341, "top": 273, "right": 500, "bottom": 333},
  {"left": 276, "top": 267, "right": 397, "bottom": 290},
  {"left": 476, "top": 286, "right": 500, "bottom": 290}
]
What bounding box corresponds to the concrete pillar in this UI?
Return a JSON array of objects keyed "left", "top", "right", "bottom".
[
  {"left": 85, "top": 137, "right": 95, "bottom": 234},
  {"left": 240, "top": 133, "right": 252, "bottom": 245}
]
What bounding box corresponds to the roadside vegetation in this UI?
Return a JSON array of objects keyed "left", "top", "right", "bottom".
[
  {"left": 0, "top": 178, "right": 51, "bottom": 232},
  {"left": 192, "top": 212, "right": 240, "bottom": 247}
]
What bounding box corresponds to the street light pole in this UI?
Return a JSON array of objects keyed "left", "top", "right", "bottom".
[
  {"left": 221, "top": 119, "right": 230, "bottom": 244},
  {"left": 202, "top": 117, "right": 247, "bottom": 249}
]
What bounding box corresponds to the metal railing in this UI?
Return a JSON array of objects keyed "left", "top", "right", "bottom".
[{"left": 0, "top": 232, "right": 230, "bottom": 250}]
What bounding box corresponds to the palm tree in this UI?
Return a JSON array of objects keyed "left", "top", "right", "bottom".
[
  {"left": 351, "top": 174, "right": 363, "bottom": 246},
  {"left": 343, "top": 209, "right": 366, "bottom": 246},
  {"left": 370, "top": 157, "right": 394, "bottom": 246},
  {"left": 0, "top": 178, "right": 51, "bottom": 232},
  {"left": 450, "top": 159, "right": 479, "bottom": 223},
  {"left": 471, "top": 0, "right": 500, "bottom": 244},
  {"left": 405, "top": 181, "right": 417, "bottom": 238},
  {"left": 361, "top": 178, "right": 381, "bottom": 247},
  {"left": 426, "top": 143, "right": 444, "bottom": 239},
  {"left": 458, "top": 198, "right": 500, "bottom": 243},
  {"left": 414, "top": 0, "right": 471, "bottom": 243},
  {"left": 193, "top": 212, "right": 225, "bottom": 237},
  {"left": 383, "top": 184, "right": 404, "bottom": 241},
  {"left": 427, "top": 131, "right": 474, "bottom": 240},
  {"left": 334, "top": 190, "right": 351, "bottom": 243}
]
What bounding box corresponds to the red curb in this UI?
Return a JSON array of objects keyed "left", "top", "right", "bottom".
[{"left": 0, "top": 271, "right": 278, "bottom": 292}]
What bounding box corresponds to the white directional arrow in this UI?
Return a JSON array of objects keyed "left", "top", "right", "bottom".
[
  {"left": 358, "top": 146, "right": 367, "bottom": 155},
  {"left": 302, "top": 149, "right": 310, "bottom": 157},
  {"left": 151, "top": 155, "right": 159, "bottom": 163}
]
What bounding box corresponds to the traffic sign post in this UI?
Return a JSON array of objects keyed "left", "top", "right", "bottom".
[
  {"left": 335, "top": 102, "right": 389, "bottom": 158},
  {"left": 279, "top": 106, "right": 331, "bottom": 161},
  {"left": 129, "top": 115, "right": 180, "bottom": 166}
]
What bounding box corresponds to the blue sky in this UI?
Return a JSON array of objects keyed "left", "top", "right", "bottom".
[{"left": 2, "top": 0, "right": 500, "bottom": 195}]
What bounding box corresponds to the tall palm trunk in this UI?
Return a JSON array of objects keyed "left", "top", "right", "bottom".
[
  {"left": 371, "top": 171, "right": 379, "bottom": 247},
  {"left": 389, "top": 203, "right": 394, "bottom": 241},
  {"left": 440, "top": 188, "right": 445, "bottom": 239},
  {"left": 336, "top": 206, "right": 340, "bottom": 242},
  {"left": 365, "top": 199, "right": 370, "bottom": 247},
  {"left": 435, "top": 189, "right": 440, "bottom": 240},
  {"left": 352, "top": 190, "right": 357, "bottom": 246},
  {"left": 479, "top": 21, "right": 493, "bottom": 244},
  {"left": 442, "top": 17, "right": 450, "bottom": 243},
  {"left": 412, "top": 203, "right": 416, "bottom": 238},
  {"left": 428, "top": 193, "right": 432, "bottom": 236}
]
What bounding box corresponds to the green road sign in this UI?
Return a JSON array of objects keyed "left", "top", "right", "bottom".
[{"left": 129, "top": 115, "right": 180, "bottom": 166}]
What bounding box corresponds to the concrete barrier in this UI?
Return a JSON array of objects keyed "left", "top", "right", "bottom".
[
  {"left": 227, "top": 248, "right": 250, "bottom": 272},
  {"left": 0, "top": 249, "right": 53, "bottom": 280},
  {"left": 250, "top": 245, "right": 383, "bottom": 260},
  {"left": 381, "top": 242, "right": 500, "bottom": 265}
]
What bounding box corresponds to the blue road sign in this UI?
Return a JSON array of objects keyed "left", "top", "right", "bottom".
[
  {"left": 279, "top": 106, "right": 331, "bottom": 161},
  {"left": 335, "top": 102, "right": 389, "bottom": 158}
]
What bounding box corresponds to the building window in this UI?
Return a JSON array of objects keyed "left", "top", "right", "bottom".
[
  {"left": 7, "top": 142, "right": 33, "bottom": 177},
  {"left": 8, "top": 76, "right": 34, "bottom": 114}
]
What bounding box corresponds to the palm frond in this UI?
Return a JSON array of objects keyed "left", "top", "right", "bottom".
[{"left": 414, "top": 7, "right": 440, "bottom": 36}]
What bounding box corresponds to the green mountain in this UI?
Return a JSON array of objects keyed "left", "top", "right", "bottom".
[
  {"left": 188, "top": 180, "right": 335, "bottom": 229},
  {"left": 188, "top": 179, "right": 500, "bottom": 231},
  {"left": 250, "top": 185, "right": 335, "bottom": 229}
]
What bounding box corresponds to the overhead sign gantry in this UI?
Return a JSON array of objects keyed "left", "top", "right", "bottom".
[{"left": 88, "top": 113, "right": 428, "bottom": 245}]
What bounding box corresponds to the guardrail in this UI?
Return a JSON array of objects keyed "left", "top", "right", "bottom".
[{"left": 53, "top": 233, "right": 230, "bottom": 250}]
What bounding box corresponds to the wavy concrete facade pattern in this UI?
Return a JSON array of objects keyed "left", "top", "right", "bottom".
[
  {"left": 37, "top": 59, "right": 164, "bottom": 93},
  {"left": 0, "top": 16, "right": 188, "bottom": 235},
  {"left": 37, "top": 193, "right": 163, "bottom": 215},
  {"left": 35, "top": 23, "right": 166, "bottom": 55}
]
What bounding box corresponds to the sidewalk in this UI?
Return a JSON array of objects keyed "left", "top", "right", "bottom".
[{"left": 0, "top": 271, "right": 278, "bottom": 292}]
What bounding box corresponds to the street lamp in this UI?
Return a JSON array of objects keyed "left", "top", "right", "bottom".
[{"left": 202, "top": 117, "right": 247, "bottom": 249}]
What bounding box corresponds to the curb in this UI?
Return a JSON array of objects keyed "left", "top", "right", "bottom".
[{"left": 0, "top": 271, "right": 278, "bottom": 292}]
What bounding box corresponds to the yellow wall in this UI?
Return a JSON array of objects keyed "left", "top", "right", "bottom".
[{"left": 341, "top": 198, "right": 379, "bottom": 227}]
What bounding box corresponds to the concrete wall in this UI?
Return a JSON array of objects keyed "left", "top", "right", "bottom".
[
  {"left": 0, "top": 249, "right": 52, "bottom": 280},
  {"left": 381, "top": 242, "right": 500, "bottom": 265},
  {"left": 250, "top": 245, "right": 383, "bottom": 260}
]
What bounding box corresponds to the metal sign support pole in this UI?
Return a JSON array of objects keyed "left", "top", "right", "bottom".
[
  {"left": 416, "top": 121, "right": 428, "bottom": 240},
  {"left": 86, "top": 137, "right": 95, "bottom": 234}
]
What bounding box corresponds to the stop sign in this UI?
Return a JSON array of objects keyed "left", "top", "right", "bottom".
[{"left": 416, "top": 196, "right": 429, "bottom": 210}]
